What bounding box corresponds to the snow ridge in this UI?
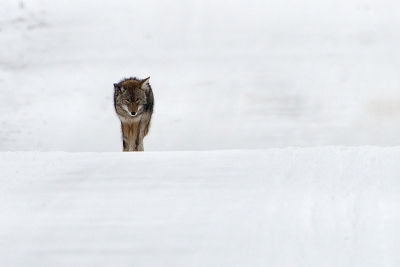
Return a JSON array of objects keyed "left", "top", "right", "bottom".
[{"left": 1, "top": 147, "right": 399, "bottom": 267}]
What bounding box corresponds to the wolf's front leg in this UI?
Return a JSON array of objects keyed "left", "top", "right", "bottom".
[
  {"left": 123, "top": 139, "right": 129, "bottom": 152},
  {"left": 121, "top": 122, "right": 135, "bottom": 152},
  {"left": 136, "top": 121, "right": 148, "bottom": 151},
  {"left": 122, "top": 127, "right": 131, "bottom": 152},
  {"left": 136, "top": 139, "right": 144, "bottom": 151}
]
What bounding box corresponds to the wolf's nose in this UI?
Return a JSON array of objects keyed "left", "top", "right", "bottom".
[{"left": 131, "top": 111, "right": 136, "bottom": 116}]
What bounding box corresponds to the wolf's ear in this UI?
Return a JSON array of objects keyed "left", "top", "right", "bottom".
[
  {"left": 141, "top": 77, "right": 150, "bottom": 91},
  {"left": 114, "top": 83, "right": 125, "bottom": 92}
]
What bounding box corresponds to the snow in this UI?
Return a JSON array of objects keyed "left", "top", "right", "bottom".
[
  {"left": 2, "top": 0, "right": 400, "bottom": 151},
  {"left": 1, "top": 148, "right": 400, "bottom": 266},
  {"left": 1, "top": 0, "right": 400, "bottom": 266}
]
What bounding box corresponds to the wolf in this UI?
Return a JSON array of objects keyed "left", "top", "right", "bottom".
[{"left": 113, "top": 77, "right": 154, "bottom": 152}]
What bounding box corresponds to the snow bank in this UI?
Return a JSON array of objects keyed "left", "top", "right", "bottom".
[{"left": 1, "top": 147, "right": 399, "bottom": 266}]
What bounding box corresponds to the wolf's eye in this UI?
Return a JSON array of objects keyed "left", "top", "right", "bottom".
[{"left": 135, "top": 99, "right": 140, "bottom": 103}]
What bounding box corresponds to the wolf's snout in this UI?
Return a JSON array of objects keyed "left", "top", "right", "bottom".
[{"left": 131, "top": 111, "right": 136, "bottom": 116}]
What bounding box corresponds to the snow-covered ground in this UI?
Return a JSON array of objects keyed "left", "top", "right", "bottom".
[
  {"left": 1, "top": 148, "right": 400, "bottom": 266},
  {"left": 1, "top": 0, "right": 400, "bottom": 266},
  {"left": 1, "top": 0, "right": 400, "bottom": 151}
]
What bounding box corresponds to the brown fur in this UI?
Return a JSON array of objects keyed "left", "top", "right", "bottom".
[{"left": 113, "top": 77, "right": 154, "bottom": 152}]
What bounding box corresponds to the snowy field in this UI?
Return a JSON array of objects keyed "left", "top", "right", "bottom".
[
  {"left": 1, "top": 148, "right": 400, "bottom": 266},
  {"left": 1, "top": 0, "right": 400, "bottom": 151},
  {"left": 1, "top": 0, "right": 400, "bottom": 266}
]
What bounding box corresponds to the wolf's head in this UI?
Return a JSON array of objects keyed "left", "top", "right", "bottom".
[{"left": 113, "top": 77, "right": 151, "bottom": 118}]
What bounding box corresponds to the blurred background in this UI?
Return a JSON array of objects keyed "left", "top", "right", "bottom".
[{"left": 1, "top": 0, "right": 400, "bottom": 151}]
